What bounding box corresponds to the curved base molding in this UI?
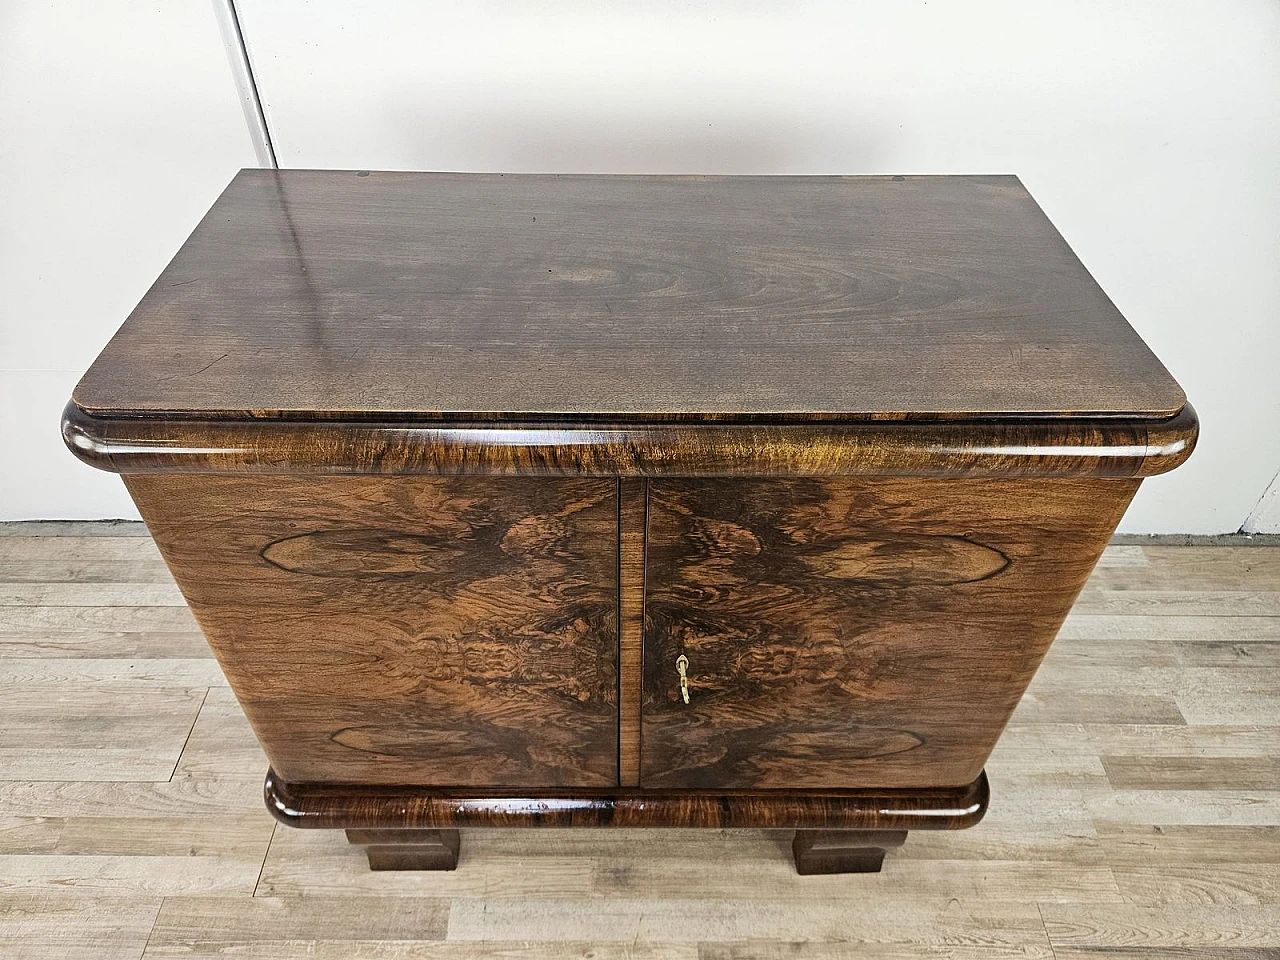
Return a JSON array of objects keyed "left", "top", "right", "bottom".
[
  {"left": 266, "top": 769, "right": 988, "bottom": 873},
  {"left": 264, "top": 768, "right": 989, "bottom": 832}
]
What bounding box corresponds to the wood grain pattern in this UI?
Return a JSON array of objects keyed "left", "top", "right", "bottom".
[
  {"left": 641, "top": 477, "right": 1139, "bottom": 789},
  {"left": 618, "top": 479, "right": 647, "bottom": 787},
  {"left": 144, "top": 895, "right": 450, "bottom": 953},
  {"left": 53, "top": 174, "right": 1199, "bottom": 881},
  {"left": 70, "top": 171, "right": 1185, "bottom": 423},
  {"left": 264, "top": 768, "right": 988, "bottom": 831},
  {"left": 124, "top": 474, "right": 620, "bottom": 788},
  {"left": 0, "top": 894, "right": 162, "bottom": 960},
  {"left": 0, "top": 682, "right": 206, "bottom": 782},
  {"left": 63, "top": 400, "right": 1198, "bottom": 478}
]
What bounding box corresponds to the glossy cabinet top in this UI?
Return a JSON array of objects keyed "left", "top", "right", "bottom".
[{"left": 73, "top": 170, "right": 1185, "bottom": 424}]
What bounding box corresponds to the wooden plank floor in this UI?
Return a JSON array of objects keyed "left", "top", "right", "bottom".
[{"left": 1, "top": 526, "right": 1278, "bottom": 959}]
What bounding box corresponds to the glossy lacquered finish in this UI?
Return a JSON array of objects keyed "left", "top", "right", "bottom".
[
  {"left": 70, "top": 171, "right": 1185, "bottom": 424},
  {"left": 641, "top": 476, "right": 1138, "bottom": 789},
  {"left": 270, "top": 768, "right": 988, "bottom": 874},
  {"left": 62, "top": 401, "right": 1198, "bottom": 478},
  {"left": 126, "top": 473, "right": 621, "bottom": 787},
  {"left": 62, "top": 171, "right": 1198, "bottom": 874},
  {"left": 265, "top": 769, "right": 990, "bottom": 831}
]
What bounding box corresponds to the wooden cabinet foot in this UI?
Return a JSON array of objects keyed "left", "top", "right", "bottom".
[
  {"left": 345, "top": 828, "right": 460, "bottom": 871},
  {"left": 792, "top": 829, "right": 908, "bottom": 874}
]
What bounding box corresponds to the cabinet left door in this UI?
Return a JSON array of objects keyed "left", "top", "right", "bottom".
[{"left": 126, "top": 474, "right": 621, "bottom": 788}]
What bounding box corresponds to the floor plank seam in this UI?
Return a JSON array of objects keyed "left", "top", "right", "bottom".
[
  {"left": 251, "top": 822, "right": 276, "bottom": 898},
  {"left": 138, "top": 895, "right": 165, "bottom": 960},
  {"left": 1035, "top": 902, "right": 1062, "bottom": 960},
  {"left": 167, "top": 686, "right": 209, "bottom": 782}
]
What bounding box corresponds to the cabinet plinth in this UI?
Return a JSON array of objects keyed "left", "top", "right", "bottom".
[{"left": 64, "top": 171, "right": 1196, "bottom": 874}]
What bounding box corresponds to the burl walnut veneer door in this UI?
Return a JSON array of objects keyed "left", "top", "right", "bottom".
[
  {"left": 126, "top": 475, "right": 620, "bottom": 787},
  {"left": 641, "top": 477, "right": 1139, "bottom": 790}
]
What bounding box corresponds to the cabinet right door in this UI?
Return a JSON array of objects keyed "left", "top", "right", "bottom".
[{"left": 640, "top": 477, "right": 1137, "bottom": 789}]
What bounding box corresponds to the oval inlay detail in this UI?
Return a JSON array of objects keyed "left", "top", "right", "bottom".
[
  {"left": 799, "top": 534, "right": 1010, "bottom": 586},
  {"left": 260, "top": 529, "right": 464, "bottom": 577}
]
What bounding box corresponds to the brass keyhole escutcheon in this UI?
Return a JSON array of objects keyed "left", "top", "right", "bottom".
[{"left": 675, "top": 654, "right": 690, "bottom": 704}]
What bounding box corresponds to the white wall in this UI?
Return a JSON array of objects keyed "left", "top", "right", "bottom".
[
  {"left": 3, "top": 1, "right": 1278, "bottom": 533},
  {"left": 1244, "top": 472, "right": 1280, "bottom": 534},
  {"left": 0, "top": 0, "right": 261, "bottom": 520}
]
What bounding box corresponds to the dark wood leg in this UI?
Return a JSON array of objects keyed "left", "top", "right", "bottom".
[
  {"left": 792, "top": 829, "right": 908, "bottom": 874},
  {"left": 345, "top": 828, "right": 460, "bottom": 871}
]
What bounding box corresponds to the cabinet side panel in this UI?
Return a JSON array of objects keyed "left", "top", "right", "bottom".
[
  {"left": 641, "top": 477, "right": 1138, "bottom": 789},
  {"left": 126, "top": 474, "right": 619, "bottom": 788}
]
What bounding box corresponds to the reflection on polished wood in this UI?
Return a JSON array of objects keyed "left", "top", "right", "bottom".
[
  {"left": 641, "top": 477, "right": 1137, "bottom": 789},
  {"left": 69, "top": 171, "right": 1187, "bottom": 423},
  {"left": 56, "top": 172, "right": 1197, "bottom": 881},
  {"left": 264, "top": 768, "right": 989, "bottom": 833},
  {"left": 124, "top": 473, "right": 621, "bottom": 788},
  {"left": 62, "top": 400, "right": 1198, "bottom": 478}
]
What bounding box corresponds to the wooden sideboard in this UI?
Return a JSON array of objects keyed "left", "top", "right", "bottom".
[{"left": 64, "top": 171, "right": 1195, "bottom": 874}]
